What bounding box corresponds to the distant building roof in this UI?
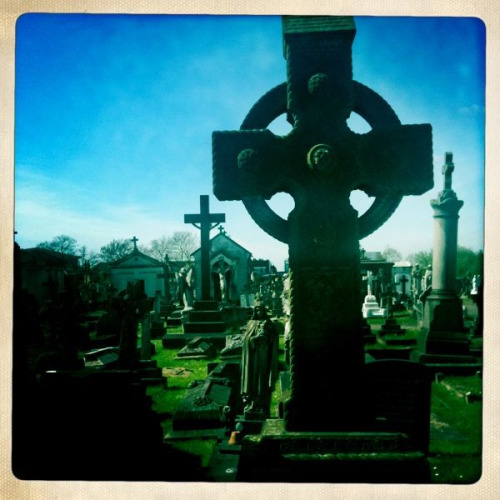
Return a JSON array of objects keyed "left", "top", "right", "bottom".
[
  {"left": 20, "top": 248, "right": 80, "bottom": 268},
  {"left": 191, "top": 232, "right": 252, "bottom": 257},
  {"left": 111, "top": 247, "right": 166, "bottom": 268}
]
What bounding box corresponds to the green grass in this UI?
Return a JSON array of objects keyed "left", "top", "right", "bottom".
[
  {"left": 428, "top": 376, "right": 482, "bottom": 484},
  {"left": 144, "top": 316, "right": 482, "bottom": 484},
  {"left": 149, "top": 340, "right": 210, "bottom": 415}
]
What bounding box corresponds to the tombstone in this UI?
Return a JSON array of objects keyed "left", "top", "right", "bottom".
[
  {"left": 361, "top": 318, "right": 376, "bottom": 345},
  {"left": 117, "top": 280, "right": 152, "bottom": 369},
  {"left": 176, "top": 336, "right": 216, "bottom": 359},
  {"left": 362, "top": 294, "right": 387, "bottom": 318},
  {"left": 150, "top": 312, "right": 167, "bottom": 340},
  {"left": 240, "top": 293, "right": 255, "bottom": 308},
  {"left": 213, "top": 14, "right": 433, "bottom": 479},
  {"left": 470, "top": 275, "right": 483, "bottom": 337},
  {"left": 36, "top": 285, "right": 85, "bottom": 372},
  {"left": 140, "top": 315, "right": 153, "bottom": 360},
  {"left": 380, "top": 316, "right": 405, "bottom": 336},
  {"left": 172, "top": 377, "right": 233, "bottom": 431},
  {"left": 270, "top": 276, "right": 284, "bottom": 316},
  {"left": 220, "top": 333, "right": 244, "bottom": 359},
  {"left": 95, "top": 301, "right": 122, "bottom": 345},
  {"left": 83, "top": 346, "right": 120, "bottom": 368},
  {"left": 412, "top": 264, "right": 423, "bottom": 301},
  {"left": 207, "top": 360, "right": 242, "bottom": 395},
  {"left": 363, "top": 360, "right": 433, "bottom": 452},
  {"left": 397, "top": 274, "right": 410, "bottom": 300},
  {"left": 184, "top": 195, "right": 225, "bottom": 301},
  {"left": 379, "top": 282, "right": 396, "bottom": 316}
]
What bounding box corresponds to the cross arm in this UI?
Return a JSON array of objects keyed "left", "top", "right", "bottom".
[
  {"left": 212, "top": 129, "right": 290, "bottom": 201},
  {"left": 184, "top": 214, "right": 225, "bottom": 225},
  {"left": 355, "top": 124, "right": 433, "bottom": 197}
]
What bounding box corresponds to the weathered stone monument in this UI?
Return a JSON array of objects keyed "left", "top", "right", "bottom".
[
  {"left": 213, "top": 15, "right": 433, "bottom": 435},
  {"left": 413, "top": 152, "right": 478, "bottom": 367}
]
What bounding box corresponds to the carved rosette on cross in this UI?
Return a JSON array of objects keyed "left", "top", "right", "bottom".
[{"left": 212, "top": 16, "right": 434, "bottom": 431}]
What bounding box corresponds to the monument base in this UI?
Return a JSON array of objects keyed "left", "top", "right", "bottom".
[
  {"left": 422, "top": 291, "right": 465, "bottom": 335},
  {"left": 418, "top": 328, "right": 472, "bottom": 356},
  {"left": 237, "top": 419, "right": 430, "bottom": 483}
]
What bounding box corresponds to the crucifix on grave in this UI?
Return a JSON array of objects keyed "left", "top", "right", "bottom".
[
  {"left": 212, "top": 16, "right": 433, "bottom": 430},
  {"left": 398, "top": 274, "right": 410, "bottom": 298},
  {"left": 184, "top": 195, "right": 225, "bottom": 301}
]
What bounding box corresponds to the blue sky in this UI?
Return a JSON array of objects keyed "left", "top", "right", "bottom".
[{"left": 14, "top": 14, "right": 485, "bottom": 270}]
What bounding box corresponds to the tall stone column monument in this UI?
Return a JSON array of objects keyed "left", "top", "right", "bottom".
[{"left": 417, "top": 152, "right": 472, "bottom": 359}]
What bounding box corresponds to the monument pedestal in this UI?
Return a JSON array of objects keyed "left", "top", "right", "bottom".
[
  {"left": 163, "top": 300, "right": 248, "bottom": 349},
  {"left": 412, "top": 290, "right": 479, "bottom": 371},
  {"left": 237, "top": 419, "right": 430, "bottom": 483}
]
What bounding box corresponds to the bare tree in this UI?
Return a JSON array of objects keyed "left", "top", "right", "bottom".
[
  {"left": 99, "top": 239, "right": 133, "bottom": 263},
  {"left": 166, "top": 231, "right": 197, "bottom": 261},
  {"left": 37, "top": 234, "right": 78, "bottom": 255},
  {"left": 381, "top": 245, "right": 402, "bottom": 263},
  {"left": 406, "top": 249, "right": 432, "bottom": 269},
  {"left": 143, "top": 236, "right": 170, "bottom": 262},
  {"left": 79, "top": 245, "right": 101, "bottom": 267},
  {"left": 144, "top": 232, "right": 197, "bottom": 262}
]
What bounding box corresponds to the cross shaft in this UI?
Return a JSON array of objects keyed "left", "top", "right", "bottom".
[{"left": 184, "top": 195, "right": 225, "bottom": 300}]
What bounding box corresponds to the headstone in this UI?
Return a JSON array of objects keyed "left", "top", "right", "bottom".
[
  {"left": 95, "top": 307, "right": 122, "bottom": 340},
  {"left": 220, "top": 333, "right": 244, "bottom": 359},
  {"left": 172, "top": 377, "right": 232, "bottom": 431},
  {"left": 470, "top": 275, "right": 483, "bottom": 337},
  {"left": 361, "top": 318, "right": 375, "bottom": 345},
  {"left": 380, "top": 316, "right": 404, "bottom": 336},
  {"left": 213, "top": 15, "right": 433, "bottom": 431},
  {"left": 140, "top": 316, "right": 152, "bottom": 360},
  {"left": 362, "top": 294, "right": 387, "bottom": 318},
  {"left": 397, "top": 274, "right": 410, "bottom": 299},
  {"left": 240, "top": 293, "right": 255, "bottom": 308},
  {"left": 363, "top": 360, "right": 433, "bottom": 452},
  {"left": 117, "top": 280, "right": 152, "bottom": 369},
  {"left": 176, "top": 336, "right": 216, "bottom": 359},
  {"left": 83, "top": 347, "right": 119, "bottom": 368},
  {"left": 184, "top": 195, "right": 225, "bottom": 300},
  {"left": 36, "top": 285, "right": 85, "bottom": 372}
]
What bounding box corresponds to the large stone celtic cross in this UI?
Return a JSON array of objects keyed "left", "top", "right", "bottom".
[{"left": 213, "top": 16, "right": 433, "bottom": 431}]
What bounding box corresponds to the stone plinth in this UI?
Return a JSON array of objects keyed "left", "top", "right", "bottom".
[{"left": 237, "top": 419, "right": 430, "bottom": 482}]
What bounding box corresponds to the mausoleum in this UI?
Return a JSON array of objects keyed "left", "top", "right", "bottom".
[
  {"left": 191, "top": 228, "right": 252, "bottom": 303},
  {"left": 109, "top": 237, "right": 169, "bottom": 298}
]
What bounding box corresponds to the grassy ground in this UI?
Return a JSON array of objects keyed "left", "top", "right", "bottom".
[
  {"left": 143, "top": 312, "right": 481, "bottom": 483},
  {"left": 428, "top": 375, "right": 482, "bottom": 483}
]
